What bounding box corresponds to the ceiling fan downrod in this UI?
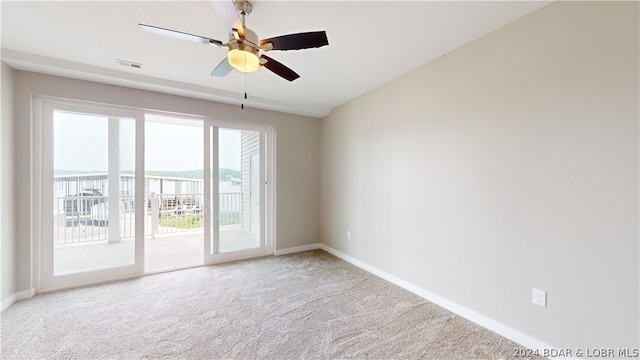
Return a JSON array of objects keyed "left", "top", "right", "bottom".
[{"left": 234, "top": 0, "right": 252, "bottom": 26}]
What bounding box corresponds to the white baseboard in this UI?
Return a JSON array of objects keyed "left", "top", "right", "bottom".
[
  {"left": 1, "top": 288, "right": 36, "bottom": 312},
  {"left": 318, "top": 243, "right": 555, "bottom": 353},
  {"left": 273, "top": 243, "right": 321, "bottom": 256}
]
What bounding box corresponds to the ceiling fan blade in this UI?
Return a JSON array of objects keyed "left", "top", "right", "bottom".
[
  {"left": 210, "top": 0, "right": 244, "bottom": 38},
  {"left": 260, "top": 31, "right": 328, "bottom": 51},
  {"left": 260, "top": 55, "right": 300, "bottom": 82},
  {"left": 138, "top": 24, "right": 222, "bottom": 46},
  {"left": 211, "top": 58, "right": 233, "bottom": 77}
]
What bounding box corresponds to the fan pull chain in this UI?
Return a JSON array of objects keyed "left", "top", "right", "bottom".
[{"left": 241, "top": 53, "right": 248, "bottom": 110}]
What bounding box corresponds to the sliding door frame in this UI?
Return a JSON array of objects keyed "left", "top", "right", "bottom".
[
  {"left": 35, "top": 97, "right": 145, "bottom": 291},
  {"left": 203, "top": 119, "right": 274, "bottom": 265},
  {"left": 33, "top": 98, "right": 275, "bottom": 291}
]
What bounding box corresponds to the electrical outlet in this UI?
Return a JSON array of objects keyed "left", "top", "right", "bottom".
[
  {"left": 347, "top": 231, "right": 351, "bottom": 240},
  {"left": 532, "top": 288, "right": 547, "bottom": 307}
]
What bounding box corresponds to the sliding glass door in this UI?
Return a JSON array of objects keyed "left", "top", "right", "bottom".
[
  {"left": 40, "top": 100, "right": 144, "bottom": 290},
  {"left": 204, "top": 121, "right": 270, "bottom": 263},
  {"left": 39, "top": 99, "right": 272, "bottom": 289}
]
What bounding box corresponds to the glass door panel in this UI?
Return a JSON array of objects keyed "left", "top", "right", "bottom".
[
  {"left": 205, "top": 123, "right": 268, "bottom": 261},
  {"left": 52, "top": 111, "right": 136, "bottom": 275},
  {"left": 218, "top": 128, "right": 260, "bottom": 253}
]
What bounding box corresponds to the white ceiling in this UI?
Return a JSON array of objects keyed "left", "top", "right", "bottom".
[{"left": 1, "top": 1, "right": 552, "bottom": 118}]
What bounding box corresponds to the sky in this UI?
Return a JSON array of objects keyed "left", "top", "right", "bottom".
[{"left": 53, "top": 111, "right": 242, "bottom": 172}]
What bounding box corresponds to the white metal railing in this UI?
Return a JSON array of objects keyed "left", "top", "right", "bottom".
[
  {"left": 53, "top": 195, "right": 126, "bottom": 244},
  {"left": 53, "top": 192, "right": 242, "bottom": 244},
  {"left": 148, "top": 193, "right": 204, "bottom": 237},
  {"left": 147, "top": 192, "right": 242, "bottom": 237}
]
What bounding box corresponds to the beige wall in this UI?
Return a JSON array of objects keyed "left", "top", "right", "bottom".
[
  {"left": 10, "top": 71, "right": 320, "bottom": 294},
  {"left": 1, "top": 62, "right": 16, "bottom": 302},
  {"left": 321, "top": 1, "right": 638, "bottom": 349}
]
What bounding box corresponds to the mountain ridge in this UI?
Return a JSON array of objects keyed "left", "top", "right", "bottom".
[{"left": 54, "top": 169, "right": 240, "bottom": 181}]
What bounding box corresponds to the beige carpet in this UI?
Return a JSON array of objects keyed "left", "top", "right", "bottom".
[{"left": 1, "top": 250, "right": 527, "bottom": 359}]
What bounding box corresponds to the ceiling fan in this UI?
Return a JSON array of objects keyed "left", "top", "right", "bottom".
[{"left": 138, "top": 0, "right": 329, "bottom": 82}]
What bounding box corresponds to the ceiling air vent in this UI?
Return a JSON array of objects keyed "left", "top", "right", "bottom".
[{"left": 115, "top": 59, "right": 143, "bottom": 69}]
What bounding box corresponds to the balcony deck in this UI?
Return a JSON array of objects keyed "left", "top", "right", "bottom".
[{"left": 53, "top": 227, "right": 259, "bottom": 275}]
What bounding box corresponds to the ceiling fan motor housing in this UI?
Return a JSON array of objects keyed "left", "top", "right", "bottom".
[{"left": 227, "top": 27, "right": 260, "bottom": 72}]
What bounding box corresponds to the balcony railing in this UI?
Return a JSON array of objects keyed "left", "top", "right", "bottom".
[{"left": 53, "top": 192, "right": 242, "bottom": 245}]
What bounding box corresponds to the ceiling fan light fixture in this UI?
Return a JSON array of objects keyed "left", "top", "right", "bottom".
[{"left": 228, "top": 48, "right": 260, "bottom": 73}]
